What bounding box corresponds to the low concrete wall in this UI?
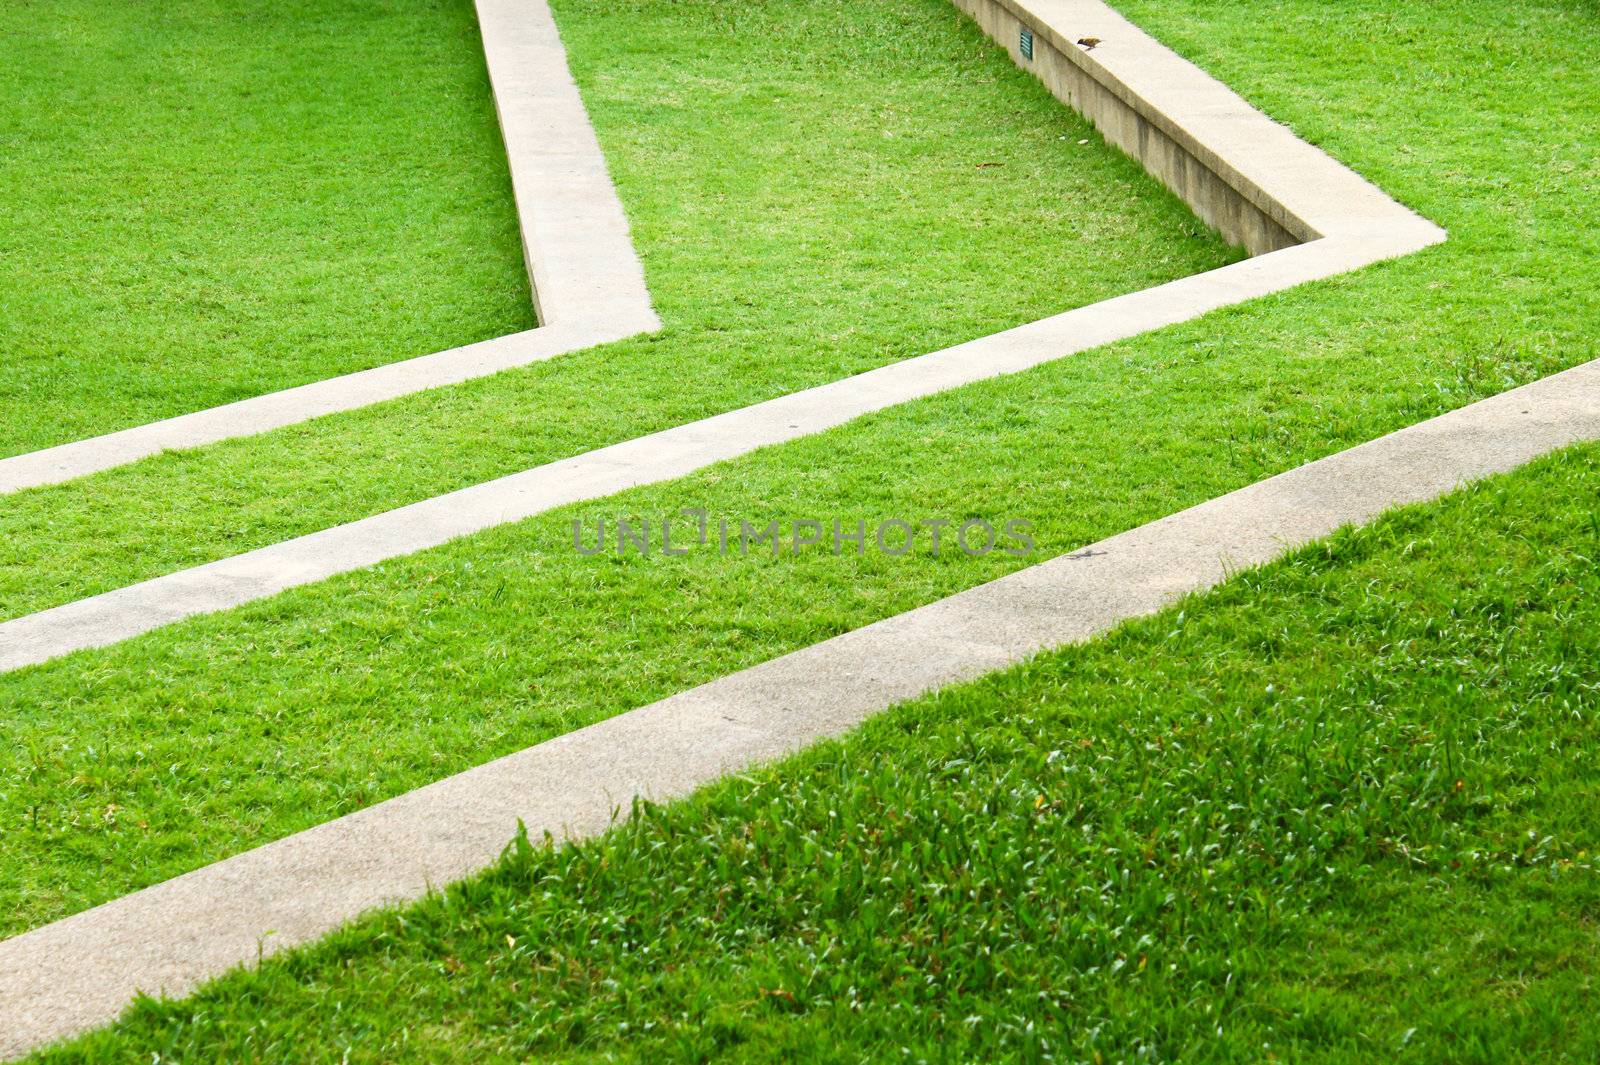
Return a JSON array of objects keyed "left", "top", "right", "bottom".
[{"left": 951, "top": 0, "right": 1309, "bottom": 254}]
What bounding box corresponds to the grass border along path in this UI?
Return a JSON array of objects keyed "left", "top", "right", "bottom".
[
  {"left": 0, "top": 0, "right": 1440, "bottom": 673},
  {"left": 5, "top": 337, "right": 1597, "bottom": 1061},
  {"left": 0, "top": 0, "right": 1471, "bottom": 1050},
  {"left": 0, "top": 0, "right": 656, "bottom": 495}
]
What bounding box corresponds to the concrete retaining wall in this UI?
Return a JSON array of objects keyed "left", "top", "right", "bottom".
[{"left": 951, "top": 0, "right": 1309, "bottom": 254}]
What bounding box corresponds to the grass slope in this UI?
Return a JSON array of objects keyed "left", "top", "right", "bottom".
[
  {"left": 0, "top": 0, "right": 1235, "bottom": 621},
  {"left": 0, "top": 0, "right": 1239, "bottom": 931},
  {"left": 0, "top": 0, "right": 534, "bottom": 457},
  {"left": 2, "top": 0, "right": 1598, "bottom": 935},
  {"left": 36, "top": 441, "right": 1600, "bottom": 1064}
]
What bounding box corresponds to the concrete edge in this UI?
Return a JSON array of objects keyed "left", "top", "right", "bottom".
[
  {"left": 4, "top": 355, "right": 1594, "bottom": 1058},
  {"left": 953, "top": 0, "right": 1445, "bottom": 254},
  {"left": 473, "top": 0, "right": 656, "bottom": 328},
  {"left": 0, "top": 0, "right": 658, "bottom": 497}
]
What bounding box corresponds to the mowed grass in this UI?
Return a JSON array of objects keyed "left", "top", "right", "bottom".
[
  {"left": 36, "top": 441, "right": 1600, "bottom": 1064},
  {"left": 1, "top": 0, "right": 1598, "bottom": 936},
  {"left": 0, "top": 0, "right": 535, "bottom": 457},
  {"left": 0, "top": 0, "right": 1235, "bottom": 621}
]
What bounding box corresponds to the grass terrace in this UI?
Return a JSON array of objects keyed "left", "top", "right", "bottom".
[
  {"left": 1, "top": 0, "right": 1243, "bottom": 927},
  {"left": 0, "top": 0, "right": 534, "bottom": 456},
  {"left": 36, "top": 437, "right": 1600, "bottom": 1063},
  {"left": 3, "top": 0, "right": 1600, "bottom": 1055},
  {"left": 4, "top": 0, "right": 1598, "bottom": 930},
  {"left": 0, "top": 0, "right": 1233, "bottom": 620}
]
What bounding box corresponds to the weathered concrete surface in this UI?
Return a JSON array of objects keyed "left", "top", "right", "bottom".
[
  {"left": 475, "top": 0, "right": 654, "bottom": 327},
  {"left": 0, "top": 0, "right": 657, "bottom": 496},
  {"left": 4, "top": 355, "right": 1597, "bottom": 1059}
]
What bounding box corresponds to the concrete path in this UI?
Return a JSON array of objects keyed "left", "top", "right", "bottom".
[
  {"left": 0, "top": 0, "right": 657, "bottom": 496},
  {"left": 3, "top": 354, "right": 1596, "bottom": 1058}
]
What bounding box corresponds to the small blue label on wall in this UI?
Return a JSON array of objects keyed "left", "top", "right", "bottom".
[{"left": 1020, "top": 26, "right": 1034, "bottom": 60}]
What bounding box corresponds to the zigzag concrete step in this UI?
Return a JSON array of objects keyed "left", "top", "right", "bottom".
[
  {"left": 0, "top": 0, "right": 658, "bottom": 496},
  {"left": 3, "top": 352, "right": 1595, "bottom": 1059}
]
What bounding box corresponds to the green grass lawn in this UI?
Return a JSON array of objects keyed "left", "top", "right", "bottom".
[
  {"left": 35, "top": 440, "right": 1600, "bottom": 1064},
  {"left": 0, "top": 0, "right": 534, "bottom": 457},
  {"left": 1, "top": 0, "right": 1597, "bottom": 943}
]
